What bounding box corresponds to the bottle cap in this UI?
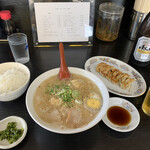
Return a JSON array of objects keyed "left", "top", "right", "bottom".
[{"left": 0, "top": 10, "right": 11, "bottom": 20}]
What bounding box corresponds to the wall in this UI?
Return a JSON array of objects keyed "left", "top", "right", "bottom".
[{"left": 0, "top": 0, "right": 135, "bottom": 44}]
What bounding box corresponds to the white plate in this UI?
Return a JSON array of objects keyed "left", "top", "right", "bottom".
[
  {"left": 0, "top": 116, "right": 27, "bottom": 149},
  {"left": 84, "top": 56, "right": 146, "bottom": 97},
  {"left": 102, "top": 97, "right": 140, "bottom": 132}
]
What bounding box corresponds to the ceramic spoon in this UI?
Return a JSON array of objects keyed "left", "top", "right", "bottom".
[{"left": 58, "top": 43, "right": 71, "bottom": 80}]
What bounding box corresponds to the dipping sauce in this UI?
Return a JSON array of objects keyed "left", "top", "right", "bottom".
[{"left": 107, "top": 106, "right": 131, "bottom": 126}]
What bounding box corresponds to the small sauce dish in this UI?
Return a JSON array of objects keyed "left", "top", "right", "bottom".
[
  {"left": 102, "top": 97, "right": 140, "bottom": 132},
  {"left": 0, "top": 116, "right": 27, "bottom": 149}
]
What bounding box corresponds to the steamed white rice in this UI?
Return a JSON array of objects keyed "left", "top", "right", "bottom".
[{"left": 0, "top": 68, "right": 28, "bottom": 94}]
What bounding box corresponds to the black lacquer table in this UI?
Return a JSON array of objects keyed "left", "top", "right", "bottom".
[{"left": 0, "top": 33, "right": 150, "bottom": 150}]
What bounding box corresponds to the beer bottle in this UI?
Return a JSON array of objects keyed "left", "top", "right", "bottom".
[{"left": 129, "top": 12, "right": 150, "bottom": 67}]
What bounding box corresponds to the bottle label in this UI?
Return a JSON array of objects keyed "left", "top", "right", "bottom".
[{"left": 134, "top": 36, "right": 150, "bottom": 62}]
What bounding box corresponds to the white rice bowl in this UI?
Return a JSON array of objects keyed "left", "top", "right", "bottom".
[{"left": 0, "top": 62, "right": 30, "bottom": 101}]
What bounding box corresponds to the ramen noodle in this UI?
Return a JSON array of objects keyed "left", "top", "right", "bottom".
[{"left": 34, "top": 74, "right": 102, "bottom": 129}]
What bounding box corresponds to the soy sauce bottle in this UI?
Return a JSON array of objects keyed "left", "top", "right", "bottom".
[
  {"left": 129, "top": 12, "right": 150, "bottom": 67},
  {"left": 0, "top": 10, "right": 16, "bottom": 36}
]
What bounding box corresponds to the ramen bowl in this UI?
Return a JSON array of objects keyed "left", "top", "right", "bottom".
[{"left": 26, "top": 67, "right": 109, "bottom": 134}]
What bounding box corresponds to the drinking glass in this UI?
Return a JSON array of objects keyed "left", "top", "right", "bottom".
[
  {"left": 7, "top": 33, "right": 30, "bottom": 64},
  {"left": 142, "top": 87, "right": 150, "bottom": 116}
]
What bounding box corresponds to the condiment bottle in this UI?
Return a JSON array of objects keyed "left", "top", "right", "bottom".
[
  {"left": 128, "top": 0, "right": 150, "bottom": 40},
  {"left": 0, "top": 10, "right": 15, "bottom": 36},
  {"left": 0, "top": 23, "right": 2, "bottom": 38},
  {"left": 129, "top": 12, "right": 150, "bottom": 67},
  {"left": 96, "top": 2, "right": 124, "bottom": 42}
]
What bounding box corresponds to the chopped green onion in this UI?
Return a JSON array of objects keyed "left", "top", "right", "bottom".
[
  {"left": 46, "top": 84, "right": 80, "bottom": 107},
  {"left": 75, "top": 99, "right": 82, "bottom": 104},
  {"left": 0, "top": 122, "right": 24, "bottom": 144}
]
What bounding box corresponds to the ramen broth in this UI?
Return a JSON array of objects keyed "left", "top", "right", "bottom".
[{"left": 34, "top": 74, "right": 102, "bottom": 129}]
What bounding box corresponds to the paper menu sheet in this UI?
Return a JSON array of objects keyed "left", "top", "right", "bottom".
[{"left": 34, "top": 2, "right": 91, "bottom": 43}]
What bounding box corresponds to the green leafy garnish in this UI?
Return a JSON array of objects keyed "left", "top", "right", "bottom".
[
  {"left": 46, "top": 84, "right": 80, "bottom": 107},
  {"left": 0, "top": 122, "right": 24, "bottom": 144},
  {"left": 72, "top": 90, "right": 79, "bottom": 98}
]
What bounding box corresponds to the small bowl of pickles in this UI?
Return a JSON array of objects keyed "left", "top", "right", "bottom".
[{"left": 0, "top": 116, "right": 27, "bottom": 149}]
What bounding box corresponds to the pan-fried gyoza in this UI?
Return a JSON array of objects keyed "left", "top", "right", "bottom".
[{"left": 96, "top": 62, "right": 134, "bottom": 89}]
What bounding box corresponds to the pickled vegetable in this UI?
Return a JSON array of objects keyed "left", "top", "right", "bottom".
[{"left": 0, "top": 122, "right": 24, "bottom": 144}]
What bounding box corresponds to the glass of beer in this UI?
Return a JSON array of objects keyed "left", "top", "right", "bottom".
[{"left": 142, "top": 87, "right": 150, "bottom": 116}]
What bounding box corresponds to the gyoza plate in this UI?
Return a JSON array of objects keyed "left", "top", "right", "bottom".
[
  {"left": 84, "top": 56, "right": 146, "bottom": 97},
  {"left": 102, "top": 97, "right": 140, "bottom": 132}
]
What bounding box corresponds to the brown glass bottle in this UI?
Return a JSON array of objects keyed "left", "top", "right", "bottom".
[{"left": 129, "top": 12, "right": 150, "bottom": 67}]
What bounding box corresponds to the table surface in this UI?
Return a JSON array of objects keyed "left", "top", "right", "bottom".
[{"left": 0, "top": 33, "right": 150, "bottom": 150}]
